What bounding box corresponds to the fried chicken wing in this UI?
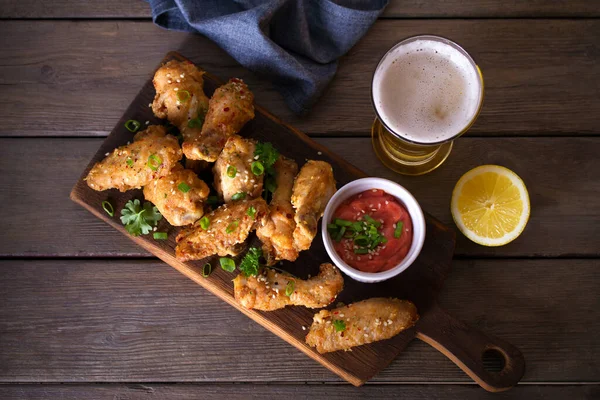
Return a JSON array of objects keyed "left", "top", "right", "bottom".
[
  {"left": 152, "top": 60, "right": 209, "bottom": 130},
  {"left": 182, "top": 78, "right": 254, "bottom": 162},
  {"left": 233, "top": 263, "right": 343, "bottom": 311},
  {"left": 86, "top": 125, "right": 182, "bottom": 192},
  {"left": 291, "top": 160, "right": 336, "bottom": 251},
  {"left": 306, "top": 298, "right": 419, "bottom": 354},
  {"left": 256, "top": 156, "right": 299, "bottom": 265},
  {"left": 213, "top": 135, "right": 263, "bottom": 202},
  {"left": 175, "top": 197, "right": 268, "bottom": 261},
  {"left": 143, "top": 164, "right": 210, "bottom": 226}
]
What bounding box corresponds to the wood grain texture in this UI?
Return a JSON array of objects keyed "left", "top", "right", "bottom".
[
  {"left": 1, "top": 137, "right": 597, "bottom": 258},
  {"left": 0, "top": 384, "right": 597, "bottom": 400},
  {"left": 0, "top": 20, "right": 598, "bottom": 137},
  {"left": 1, "top": 0, "right": 597, "bottom": 18},
  {"left": 68, "top": 52, "right": 462, "bottom": 387},
  {"left": 0, "top": 259, "right": 598, "bottom": 383}
]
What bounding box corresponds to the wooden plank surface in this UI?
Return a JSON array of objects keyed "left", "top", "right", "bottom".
[
  {"left": 1, "top": 137, "right": 597, "bottom": 258},
  {"left": 0, "top": 259, "right": 598, "bottom": 383},
  {"left": 1, "top": 20, "right": 598, "bottom": 137},
  {"left": 1, "top": 0, "right": 598, "bottom": 18},
  {"left": 0, "top": 384, "right": 597, "bottom": 400}
]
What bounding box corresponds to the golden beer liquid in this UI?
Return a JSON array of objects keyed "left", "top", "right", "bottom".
[{"left": 371, "top": 36, "right": 484, "bottom": 176}]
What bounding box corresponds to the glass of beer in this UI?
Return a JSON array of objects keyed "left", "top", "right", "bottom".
[{"left": 371, "top": 35, "right": 484, "bottom": 175}]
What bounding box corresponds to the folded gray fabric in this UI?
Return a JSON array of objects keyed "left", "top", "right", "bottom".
[{"left": 148, "top": 0, "right": 388, "bottom": 114}]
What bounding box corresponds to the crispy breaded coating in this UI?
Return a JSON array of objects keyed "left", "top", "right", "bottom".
[
  {"left": 86, "top": 125, "right": 182, "bottom": 192},
  {"left": 182, "top": 78, "right": 254, "bottom": 162},
  {"left": 175, "top": 197, "right": 268, "bottom": 261},
  {"left": 306, "top": 298, "right": 419, "bottom": 354},
  {"left": 152, "top": 60, "right": 209, "bottom": 130},
  {"left": 143, "top": 164, "right": 210, "bottom": 226},
  {"left": 256, "top": 156, "right": 299, "bottom": 265},
  {"left": 233, "top": 263, "right": 343, "bottom": 311},
  {"left": 291, "top": 160, "right": 336, "bottom": 251},
  {"left": 213, "top": 135, "right": 264, "bottom": 203}
]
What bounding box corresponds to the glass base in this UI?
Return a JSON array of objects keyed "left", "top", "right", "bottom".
[{"left": 371, "top": 118, "right": 453, "bottom": 176}]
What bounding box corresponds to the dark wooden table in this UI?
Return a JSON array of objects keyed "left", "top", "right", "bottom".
[{"left": 0, "top": 1, "right": 599, "bottom": 398}]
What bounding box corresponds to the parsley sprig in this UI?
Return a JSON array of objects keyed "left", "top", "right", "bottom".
[
  {"left": 327, "top": 215, "right": 388, "bottom": 255},
  {"left": 239, "top": 247, "right": 262, "bottom": 277},
  {"left": 120, "top": 199, "right": 162, "bottom": 236},
  {"left": 218, "top": 246, "right": 263, "bottom": 276}
]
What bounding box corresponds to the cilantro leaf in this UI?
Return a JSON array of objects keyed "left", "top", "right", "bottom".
[
  {"left": 254, "top": 142, "right": 279, "bottom": 170},
  {"left": 120, "top": 199, "right": 162, "bottom": 236},
  {"left": 239, "top": 247, "right": 262, "bottom": 277},
  {"left": 333, "top": 319, "right": 346, "bottom": 332},
  {"left": 255, "top": 142, "right": 280, "bottom": 201}
]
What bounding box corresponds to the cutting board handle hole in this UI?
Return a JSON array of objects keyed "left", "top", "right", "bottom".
[{"left": 482, "top": 348, "right": 506, "bottom": 373}]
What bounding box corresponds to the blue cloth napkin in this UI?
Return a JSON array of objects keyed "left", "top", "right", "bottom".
[{"left": 148, "top": 0, "right": 388, "bottom": 114}]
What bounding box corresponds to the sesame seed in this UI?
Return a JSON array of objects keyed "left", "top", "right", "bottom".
[
  {"left": 174, "top": 88, "right": 179, "bottom": 91},
  {"left": 148, "top": 103, "right": 152, "bottom": 107},
  {"left": 145, "top": 121, "right": 150, "bottom": 125},
  {"left": 317, "top": 151, "right": 322, "bottom": 155},
  {"left": 302, "top": 326, "right": 306, "bottom": 331},
  {"left": 176, "top": 79, "right": 181, "bottom": 83},
  {"left": 105, "top": 152, "right": 110, "bottom": 156},
  {"left": 180, "top": 73, "right": 185, "bottom": 78},
  {"left": 364, "top": 333, "right": 368, "bottom": 337}
]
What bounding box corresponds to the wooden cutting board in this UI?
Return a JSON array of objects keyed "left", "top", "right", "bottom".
[{"left": 71, "top": 52, "right": 524, "bottom": 391}]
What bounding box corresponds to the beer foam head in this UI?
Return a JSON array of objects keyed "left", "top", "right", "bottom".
[{"left": 372, "top": 38, "right": 482, "bottom": 144}]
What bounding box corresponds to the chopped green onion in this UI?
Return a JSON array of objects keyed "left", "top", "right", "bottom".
[
  {"left": 394, "top": 221, "right": 404, "bottom": 239},
  {"left": 363, "top": 215, "right": 381, "bottom": 228},
  {"left": 334, "top": 226, "right": 346, "bottom": 242},
  {"left": 153, "top": 232, "right": 168, "bottom": 240},
  {"left": 354, "top": 235, "right": 369, "bottom": 247},
  {"left": 202, "top": 263, "right": 212, "bottom": 277},
  {"left": 219, "top": 257, "right": 236, "bottom": 272},
  {"left": 226, "top": 220, "right": 239, "bottom": 234},
  {"left": 126, "top": 158, "right": 134, "bottom": 167},
  {"left": 177, "top": 90, "right": 191, "bottom": 102},
  {"left": 246, "top": 206, "right": 256, "bottom": 219},
  {"left": 147, "top": 154, "right": 163, "bottom": 171},
  {"left": 125, "top": 119, "right": 141, "bottom": 133},
  {"left": 101, "top": 200, "right": 114, "bottom": 217},
  {"left": 354, "top": 248, "right": 369, "bottom": 255},
  {"left": 334, "top": 218, "right": 353, "bottom": 227},
  {"left": 231, "top": 192, "right": 246, "bottom": 201},
  {"left": 178, "top": 182, "right": 191, "bottom": 193},
  {"left": 333, "top": 319, "right": 346, "bottom": 332},
  {"left": 199, "top": 216, "right": 210, "bottom": 230},
  {"left": 206, "top": 196, "right": 220, "bottom": 206},
  {"left": 227, "top": 165, "right": 237, "bottom": 178},
  {"left": 285, "top": 280, "right": 295, "bottom": 296},
  {"left": 327, "top": 223, "right": 338, "bottom": 231},
  {"left": 251, "top": 161, "right": 264, "bottom": 176}
]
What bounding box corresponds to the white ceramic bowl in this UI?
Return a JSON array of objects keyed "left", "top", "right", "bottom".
[{"left": 322, "top": 177, "right": 426, "bottom": 283}]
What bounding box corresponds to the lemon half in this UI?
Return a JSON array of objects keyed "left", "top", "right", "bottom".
[{"left": 451, "top": 165, "right": 530, "bottom": 246}]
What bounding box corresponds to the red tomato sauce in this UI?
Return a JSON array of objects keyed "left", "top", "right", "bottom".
[{"left": 331, "top": 189, "right": 413, "bottom": 273}]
